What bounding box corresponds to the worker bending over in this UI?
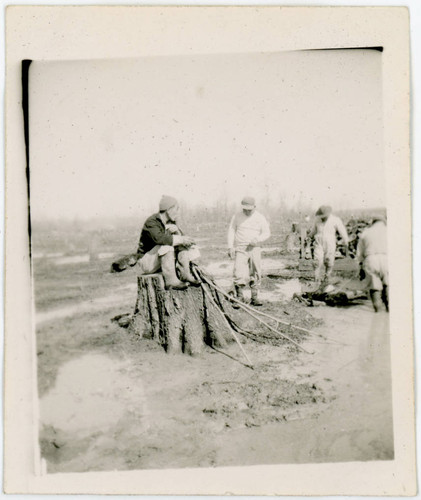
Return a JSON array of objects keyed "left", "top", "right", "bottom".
[
  {"left": 309, "top": 205, "right": 349, "bottom": 292},
  {"left": 356, "top": 215, "right": 389, "bottom": 312}
]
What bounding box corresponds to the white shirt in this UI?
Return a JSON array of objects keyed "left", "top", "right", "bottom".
[
  {"left": 228, "top": 211, "right": 271, "bottom": 249},
  {"left": 310, "top": 214, "right": 349, "bottom": 250}
]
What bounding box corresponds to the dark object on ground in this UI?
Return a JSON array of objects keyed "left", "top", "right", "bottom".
[
  {"left": 111, "top": 313, "right": 132, "bottom": 328},
  {"left": 359, "top": 268, "right": 366, "bottom": 281},
  {"left": 129, "top": 273, "right": 231, "bottom": 355},
  {"left": 294, "top": 289, "right": 368, "bottom": 307},
  {"left": 110, "top": 253, "right": 139, "bottom": 273}
]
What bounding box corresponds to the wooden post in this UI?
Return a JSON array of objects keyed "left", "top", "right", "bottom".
[{"left": 129, "top": 274, "right": 231, "bottom": 355}]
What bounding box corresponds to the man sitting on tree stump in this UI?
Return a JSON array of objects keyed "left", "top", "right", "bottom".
[{"left": 135, "top": 195, "right": 200, "bottom": 290}]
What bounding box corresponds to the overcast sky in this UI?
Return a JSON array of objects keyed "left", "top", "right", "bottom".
[{"left": 29, "top": 49, "right": 384, "bottom": 220}]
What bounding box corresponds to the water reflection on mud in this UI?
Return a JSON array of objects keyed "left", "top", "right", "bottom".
[{"left": 40, "top": 354, "right": 149, "bottom": 435}]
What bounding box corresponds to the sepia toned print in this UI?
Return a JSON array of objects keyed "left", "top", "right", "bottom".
[{"left": 30, "top": 49, "right": 391, "bottom": 472}]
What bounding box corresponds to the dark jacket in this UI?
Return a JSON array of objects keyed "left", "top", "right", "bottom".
[{"left": 137, "top": 213, "right": 175, "bottom": 257}]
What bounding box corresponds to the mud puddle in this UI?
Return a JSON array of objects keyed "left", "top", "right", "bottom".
[
  {"left": 39, "top": 353, "right": 151, "bottom": 472},
  {"left": 204, "top": 258, "right": 285, "bottom": 280},
  {"left": 214, "top": 279, "right": 302, "bottom": 303},
  {"left": 40, "top": 353, "right": 149, "bottom": 435}
]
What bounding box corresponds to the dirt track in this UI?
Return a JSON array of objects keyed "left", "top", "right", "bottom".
[{"left": 36, "top": 261, "right": 393, "bottom": 473}]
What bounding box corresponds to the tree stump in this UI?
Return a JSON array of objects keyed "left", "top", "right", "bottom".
[{"left": 129, "top": 274, "right": 232, "bottom": 355}]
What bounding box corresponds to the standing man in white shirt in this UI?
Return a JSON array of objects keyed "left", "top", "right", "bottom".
[
  {"left": 228, "top": 196, "right": 271, "bottom": 306},
  {"left": 309, "top": 205, "right": 349, "bottom": 292}
]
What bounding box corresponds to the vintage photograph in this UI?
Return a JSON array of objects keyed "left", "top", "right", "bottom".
[
  {"left": 4, "top": 5, "right": 415, "bottom": 495},
  {"left": 28, "top": 49, "right": 392, "bottom": 473}
]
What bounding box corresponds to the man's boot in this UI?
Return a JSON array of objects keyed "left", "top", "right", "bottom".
[
  {"left": 382, "top": 285, "right": 389, "bottom": 312},
  {"left": 177, "top": 251, "right": 200, "bottom": 286},
  {"left": 250, "top": 288, "right": 263, "bottom": 306},
  {"left": 370, "top": 289, "right": 383, "bottom": 312},
  {"left": 232, "top": 284, "right": 246, "bottom": 309},
  {"left": 160, "top": 252, "right": 189, "bottom": 290}
]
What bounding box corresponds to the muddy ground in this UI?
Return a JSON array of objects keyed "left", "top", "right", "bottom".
[{"left": 34, "top": 237, "right": 393, "bottom": 473}]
